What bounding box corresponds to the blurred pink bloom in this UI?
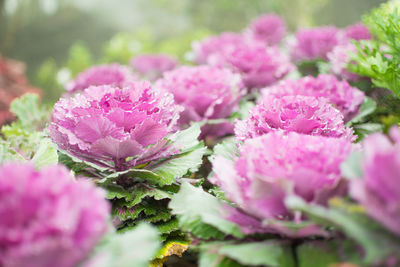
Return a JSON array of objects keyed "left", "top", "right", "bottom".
[
  {"left": 192, "top": 32, "right": 246, "bottom": 65},
  {"left": 235, "top": 95, "right": 355, "bottom": 142},
  {"left": 246, "top": 13, "right": 286, "bottom": 45},
  {"left": 131, "top": 54, "right": 177, "bottom": 80},
  {"left": 261, "top": 74, "right": 365, "bottom": 121},
  {"left": 66, "top": 64, "right": 137, "bottom": 94},
  {"left": 212, "top": 132, "right": 353, "bottom": 235},
  {"left": 155, "top": 66, "right": 244, "bottom": 138},
  {"left": 0, "top": 163, "right": 109, "bottom": 267},
  {"left": 50, "top": 81, "right": 182, "bottom": 170},
  {"left": 222, "top": 42, "right": 294, "bottom": 90},
  {"left": 351, "top": 127, "right": 400, "bottom": 236},
  {"left": 344, "top": 22, "right": 372, "bottom": 41},
  {"left": 291, "top": 26, "right": 343, "bottom": 62},
  {"left": 328, "top": 43, "right": 360, "bottom": 81}
]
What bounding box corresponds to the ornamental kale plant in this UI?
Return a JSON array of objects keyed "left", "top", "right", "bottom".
[
  {"left": 155, "top": 65, "right": 244, "bottom": 138},
  {"left": 0, "top": 163, "right": 110, "bottom": 267},
  {"left": 2, "top": 2, "right": 400, "bottom": 267}
]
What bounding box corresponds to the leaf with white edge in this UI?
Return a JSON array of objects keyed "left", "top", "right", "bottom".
[
  {"left": 353, "top": 123, "right": 383, "bottom": 139},
  {"left": 285, "top": 196, "right": 400, "bottom": 265},
  {"left": 85, "top": 223, "right": 160, "bottom": 267},
  {"left": 347, "top": 97, "right": 377, "bottom": 125},
  {"left": 340, "top": 151, "right": 364, "bottom": 180},
  {"left": 169, "top": 182, "right": 243, "bottom": 239},
  {"left": 200, "top": 241, "right": 295, "bottom": 267},
  {"left": 169, "top": 123, "right": 202, "bottom": 152},
  {"left": 151, "top": 143, "right": 207, "bottom": 185},
  {"left": 31, "top": 139, "right": 58, "bottom": 168},
  {"left": 210, "top": 137, "right": 239, "bottom": 162}
]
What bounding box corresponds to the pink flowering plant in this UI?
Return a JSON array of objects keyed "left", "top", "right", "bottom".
[
  {"left": 3, "top": 3, "right": 400, "bottom": 267},
  {"left": 131, "top": 54, "right": 177, "bottom": 81},
  {"left": 155, "top": 65, "right": 245, "bottom": 138},
  {"left": 65, "top": 64, "right": 138, "bottom": 94}
]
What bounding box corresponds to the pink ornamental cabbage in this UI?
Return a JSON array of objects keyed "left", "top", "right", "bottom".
[
  {"left": 291, "top": 26, "right": 343, "bottom": 62},
  {"left": 50, "top": 81, "right": 182, "bottom": 170},
  {"left": 261, "top": 74, "right": 365, "bottom": 121},
  {"left": 0, "top": 163, "right": 109, "bottom": 267},
  {"left": 155, "top": 66, "right": 244, "bottom": 137},
  {"left": 212, "top": 132, "right": 353, "bottom": 235},
  {"left": 222, "top": 42, "right": 294, "bottom": 89},
  {"left": 246, "top": 13, "right": 286, "bottom": 45},
  {"left": 344, "top": 23, "right": 372, "bottom": 41},
  {"left": 328, "top": 43, "right": 360, "bottom": 81},
  {"left": 131, "top": 54, "right": 177, "bottom": 81},
  {"left": 192, "top": 32, "right": 246, "bottom": 65},
  {"left": 350, "top": 127, "right": 400, "bottom": 236},
  {"left": 66, "top": 64, "right": 137, "bottom": 94},
  {"left": 235, "top": 95, "right": 355, "bottom": 142}
]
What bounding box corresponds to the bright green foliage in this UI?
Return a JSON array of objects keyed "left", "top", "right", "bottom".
[
  {"left": 0, "top": 94, "right": 55, "bottom": 166},
  {"left": 87, "top": 223, "right": 160, "bottom": 267},
  {"left": 31, "top": 139, "right": 58, "bottom": 169},
  {"left": 352, "top": 2, "right": 400, "bottom": 97},
  {"left": 169, "top": 182, "right": 244, "bottom": 239}
]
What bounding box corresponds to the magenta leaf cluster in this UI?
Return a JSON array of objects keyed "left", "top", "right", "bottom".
[
  {"left": 235, "top": 94, "right": 355, "bottom": 142},
  {"left": 156, "top": 65, "right": 244, "bottom": 137},
  {"left": 66, "top": 64, "right": 137, "bottom": 94},
  {"left": 131, "top": 54, "right": 177, "bottom": 80},
  {"left": 212, "top": 131, "right": 353, "bottom": 235},
  {"left": 261, "top": 74, "right": 365, "bottom": 121},
  {"left": 351, "top": 127, "right": 400, "bottom": 236},
  {"left": 0, "top": 163, "right": 109, "bottom": 267},
  {"left": 50, "top": 81, "right": 182, "bottom": 170}
]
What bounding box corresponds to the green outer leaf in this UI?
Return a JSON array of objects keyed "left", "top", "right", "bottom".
[
  {"left": 151, "top": 143, "right": 206, "bottom": 184},
  {"left": 286, "top": 196, "right": 400, "bottom": 264},
  {"left": 9, "top": 93, "right": 48, "bottom": 129},
  {"left": 169, "top": 182, "right": 243, "bottom": 239},
  {"left": 31, "top": 139, "right": 58, "bottom": 168},
  {"left": 210, "top": 137, "right": 239, "bottom": 162},
  {"left": 168, "top": 123, "right": 202, "bottom": 152},
  {"left": 347, "top": 97, "right": 377, "bottom": 125},
  {"left": 199, "top": 252, "right": 245, "bottom": 267},
  {"left": 201, "top": 241, "right": 295, "bottom": 267},
  {"left": 85, "top": 223, "right": 160, "bottom": 267},
  {"left": 297, "top": 241, "right": 340, "bottom": 267}
]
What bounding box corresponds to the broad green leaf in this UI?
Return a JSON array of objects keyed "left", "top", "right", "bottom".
[
  {"left": 31, "top": 139, "right": 58, "bottom": 168},
  {"left": 347, "top": 97, "right": 377, "bottom": 125},
  {"left": 353, "top": 123, "right": 383, "bottom": 141},
  {"left": 286, "top": 196, "right": 400, "bottom": 264},
  {"left": 169, "top": 123, "right": 202, "bottom": 152},
  {"left": 210, "top": 137, "right": 239, "bottom": 162},
  {"left": 151, "top": 143, "right": 206, "bottom": 185},
  {"left": 199, "top": 252, "right": 245, "bottom": 267},
  {"left": 297, "top": 241, "right": 340, "bottom": 267},
  {"left": 200, "top": 241, "right": 295, "bottom": 267},
  {"left": 85, "top": 224, "right": 160, "bottom": 267},
  {"left": 169, "top": 182, "right": 243, "bottom": 239}
]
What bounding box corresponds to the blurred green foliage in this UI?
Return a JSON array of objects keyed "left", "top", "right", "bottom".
[{"left": 0, "top": 0, "right": 386, "bottom": 103}]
